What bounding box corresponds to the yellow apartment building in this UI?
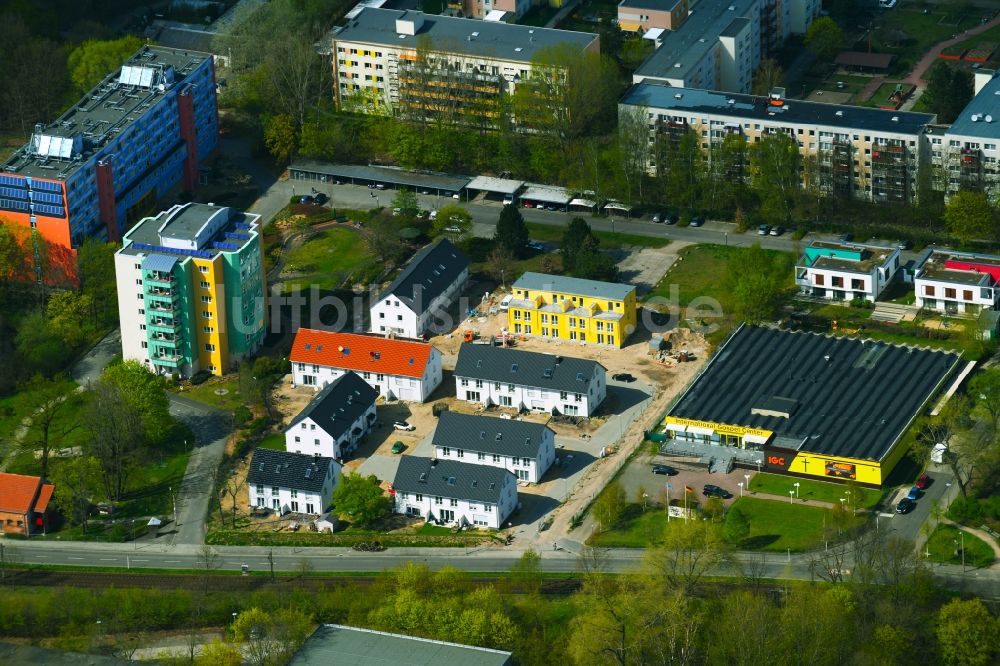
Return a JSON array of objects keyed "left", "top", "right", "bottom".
[{"left": 507, "top": 272, "right": 636, "bottom": 348}]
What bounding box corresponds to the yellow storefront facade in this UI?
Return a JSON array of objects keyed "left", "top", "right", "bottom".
[{"left": 507, "top": 272, "right": 636, "bottom": 348}]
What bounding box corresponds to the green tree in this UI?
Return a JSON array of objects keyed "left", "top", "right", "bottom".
[
  {"left": 724, "top": 244, "right": 792, "bottom": 324},
  {"left": 15, "top": 310, "right": 73, "bottom": 377},
  {"left": 66, "top": 36, "right": 144, "bottom": 94},
  {"left": 593, "top": 482, "right": 626, "bottom": 533},
  {"left": 923, "top": 62, "right": 974, "bottom": 124},
  {"left": 263, "top": 114, "right": 298, "bottom": 165},
  {"left": 778, "top": 585, "right": 854, "bottom": 666},
  {"left": 708, "top": 134, "right": 752, "bottom": 213},
  {"left": 19, "top": 375, "right": 81, "bottom": 477},
  {"left": 750, "top": 133, "right": 802, "bottom": 224},
  {"left": 936, "top": 598, "right": 999, "bottom": 666},
  {"left": 494, "top": 204, "right": 529, "bottom": 258},
  {"left": 333, "top": 473, "right": 390, "bottom": 527},
  {"left": 804, "top": 17, "right": 845, "bottom": 61},
  {"left": 752, "top": 57, "right": 785, "bottom": 96},
  {"left": 968, "top": 368, "right": 1000, "bottom": 434},
  {"left": 85, "top": 379, "right": 146, "bottom": 501},
  {"left": 50, "top": 456, "right": 101, "bottom": 532},
  {"left": 657, "top": 129, "right": 705, "bottom": 211},
  {"left": 99, "top": 360, "right": 172, "bottom": 443},
  {"left": 77, "top": 239, "right": 118, "bottom": 324},
  {"left": 46, "top": 291, "right": 94, "bottom": 348},
  {"left": 509, "top": 548, "right": 543, "bottom": 595},
  {"left": 644, "top": 520, "right": 730, "bottom": 595},
  {"left": 431, "top": 204, "right": 472, "bottom": 237},
  {"left": 391, "top": 189, "right": 420, "bottom": 220},
  {"left": 944, "top": 190, "right": 996, "bottom": 245},
  {"left": 231, "top": 606, "right": 312, "bottom": 666},
  {"left": 573, "top": 249, "right": 620, "bottom": 282},
  {"left": 561, "top": 218, "right": 599, "bottom": 273},
  {"left": 361, "top": 214, "right": 407, "bottom": 266},
  {"left": 0, "top": 223, "right": 26, "bottom": 299},
  {"left": 722, "top": 506, "right": 751, "bottom": 544}
]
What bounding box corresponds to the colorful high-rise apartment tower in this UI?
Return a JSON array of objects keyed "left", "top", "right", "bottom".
[
  {"left": 114, "top": 203, "right": 267, "bottom": 378},
  {"left": 0, "top": 45, "right": 219, "bottom": 282}
]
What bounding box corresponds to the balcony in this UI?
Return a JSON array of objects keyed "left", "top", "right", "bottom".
[
  {"left": 151, "top": 353, "right": 182, "bottom": 368},
  {"left": 146, "top": 302, "right": 175, "bottom": 314},
  {"left": 145, "top": 271, "right": 174, "bottom": 286},
  {"left": 150, "top": 333, "right": 180, "bottom": 347},
  {"left": 148, "top": 319, "right": 181, "bottom": 333}
]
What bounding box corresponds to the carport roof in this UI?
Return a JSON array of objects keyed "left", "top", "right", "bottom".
[
  {"left": 289, "top": 160, "right": 471, "bottom": 192},
  {"left": 467, "top": 176, "right": 524, "bottom": 194},
  {"left": 668, "top": 325, "right": 961, "bottom": 462},
  {"left": 521, "top": 184, "right": 571, "bottom": 205}
]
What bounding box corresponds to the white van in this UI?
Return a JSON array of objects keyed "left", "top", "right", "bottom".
[{"left": 499, "top": 295, "right": 513, "bottom": 311}]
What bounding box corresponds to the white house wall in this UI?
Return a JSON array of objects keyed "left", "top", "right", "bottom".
[
  {"left": 454, "top": 365, "right": 606, "bottom": 418},
  {"left": 248, "top": 465, "right": 340, "bottom": 516},
  {"left": 393, "top": 476, "right": 518, "bottom": 529},
  {"left": 292, "top": 348, "right": 442, "bottom": 402},
  {"left": 286, "top": 404, "right": 377, "bottom": 460},
  {"left": 434, "top": 429, "right": 555, "bottom": 483}
]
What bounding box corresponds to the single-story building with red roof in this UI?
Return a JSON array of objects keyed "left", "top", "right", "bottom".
[
  {"left": 290, "top": 329, "right": 443, "bottom": 402},
  {"left": 0, "top": 472, "right": 55, "bottom": 536}
]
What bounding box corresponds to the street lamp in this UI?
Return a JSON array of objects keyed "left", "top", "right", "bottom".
[
  {"left": 788, "top": 489, "right": 794, "bottom": 504},
  {"left": 793, "top": 482, "right": 800, "bottom": 500},
  {"left": 744, "top": 473, "right": 751, "bottom": 494},
  {"left": 738, "top": 481, "right": 744, "bottom": 498}
]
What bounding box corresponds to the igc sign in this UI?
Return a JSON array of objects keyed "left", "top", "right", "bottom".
[{"left": 764, "top": 451, "right": 795, "bottom": 471}]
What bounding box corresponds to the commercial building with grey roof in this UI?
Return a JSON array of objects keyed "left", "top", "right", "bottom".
[
  {"left": 433, "top": 412, "right": 556, "bottom": 483},
  {"left": 289, "top": 624, "right": 513, "bottom": 666},
  {"left": 329, "top": 8, "right": 598, "bottom": 127},
  {"left": 664, "top": 325, "right": 961, "bottom": 485},
  {"left": 392, "top": 456, "right": 518, "bottom": 529},
  {"left": 454, "top": 344, "right": 607, "bottom": 417}
]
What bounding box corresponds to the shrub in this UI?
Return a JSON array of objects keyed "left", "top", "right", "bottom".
[
  {"left": 190, "top": 370, "right": 212, "bottom": 386},
  {"left": 947, "top": 496, "right": 983, "bottom": 523},
  {"left": 246, "top": 417, "right": 271, "bottom": 437},
  {"left": 233, "top": 405, "right": 253, "bottom": 428}
]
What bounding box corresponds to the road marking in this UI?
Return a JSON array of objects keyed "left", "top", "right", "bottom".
[
  {"left": 99, "top": 558, "right": 116, "bottom": 561},
  {"left": 164, "top": 560, "right": 182, "bottom": 563},
  {"left": 131, "top": 559, "right": 149, "bottom": 562},
  {"left": 68, "top": 557, "right": 85, "bottom": 560}
]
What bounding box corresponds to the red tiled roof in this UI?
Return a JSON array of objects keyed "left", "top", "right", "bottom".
[
  {"left": 290, "top": 329, "right": 434, "bottom": 379},
  {"left": 34, "top": 483, "right": 55, "bottom": 513},
  {"left": 0, "top": 472, "right": 43, "bottom": 514}
]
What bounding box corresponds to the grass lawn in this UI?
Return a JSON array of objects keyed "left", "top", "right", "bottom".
[
  {"left": 749, "top": 473, "right": 883, "bottom": 509},
  {"left": 257, "top": 433, "right": 286, "bottom": 450},
  {"left": 1, "top": 381, "right": 93, "bottom": 473},
  {"left": 945, "top": 24, "right": 1000, "bottom": 57},
  {"left": 926, "top": 525, "right": 996, "bottom": 568},
  {"left": 586, "top": 504, "right": 670, "bottom": 548},
  {"left": 174, "top": 377, "right": 244, "bottom": 412},
  {"left": 726, "top": 497, "right": 865, "bottom": 552},
  {"left": 282, "top": 227, "right": 380, "bottom": 291},
  {"left": 106, "top": 449, "right": 192, "bottom": 520},
  {"left": 525, "top": 222, "right": 671, "bottom": 250},
  {"left": 871, "top": 9, "right": 977, "bottom": 76}
]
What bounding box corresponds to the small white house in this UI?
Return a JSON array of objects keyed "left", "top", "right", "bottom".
[
  {"left": 795, "top": 241, "right": 901, "bottom": 302},
  {"left": 914, "top": 249, "right": 1000, "bottom": 315},
  {"left": 370, "top": 238, "right": 469, "bottom": 339},
  {"left": 453, "top": 344, "right": 607, "bottom": 417},
  {"left": 391, "top": 456, "right": 518, "bottom": 529},
  {"left": 285, "top": 372, "right": 378, "bottom": 460},
  {"left": 247, "top": 448, "right": 341, "bottom": 516},
  {"left": 433, "top": 412, "right": 556, "bottom": 483},
  {"left": 290, "top": 328, "right": 443, "bottom": 402}
]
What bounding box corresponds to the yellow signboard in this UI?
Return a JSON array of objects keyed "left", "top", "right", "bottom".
[{"left": 664, "top": 416, "right": 772, "bottom": 440}]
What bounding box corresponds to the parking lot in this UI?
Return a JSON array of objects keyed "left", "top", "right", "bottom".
[{"left": 615, "top": 448, "right": 750, "bottom": 510}]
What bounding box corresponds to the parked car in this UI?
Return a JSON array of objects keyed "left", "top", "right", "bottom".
[
  {"left": 612, "top": 372, "right": 636, "bottom": 382},
  {"left": 527, "top": 241, "right": 546, "bottom": 251},
  {"left": 452, "top": 193, "right": 461, "bottom": 199},
  {"left": 652, "top": 464, "right": 678, "bottom": 475},
  {"left": 391, "top": 441, "right": 406, "bottom": 454},
  {"left": 895, "top": 498, "right": 916, "bottom": 514},
  {"left": 428, "top": 210, "right": 438, "bottom": 220},
  {"left": 906, "top": 485, "right": 920, "bottom": 501},
  {"left": 770, "top": 226, "right": 784, "bottom": 236},
  {"left": 702, "top": 484, "right": 732, "bottom": 499},
  {"left": 838, "top": 233, "right": 853, "bottom": 243},
  {"left": 665, "top": 213, "right": 679, "bottom": 225},
  {"left": 897, "top": 239, "right": 912, "bottom": 250},
  {"left": 499, "top": 295, "right": 513, "bottom": 311},
  {"left": 652, "top": 212, "right": 664, "bottom": 223},
  {"left": 689, "top": 215, "right": 703, "bottom": 227},
  {"left": 314, "top": 193, "right": 329, "bottom": 205},
  {"left": 758, "top": 224, "right": 771, "bottom": 235},
  {"left": 375, "top": 183, "right": 386, "bottom": 190},
  {"left": 523, "top": 201, "right": 535, "bottom": 208},
  {"left": 915, "top": 473, "right": 931, "bottom": 490},
  {"left": 392, "top": 207, "right": 402, "bottom": 216},
  {"left": 298, "top": 195, "right": 314, "bottom": 204},
  {"left": 503, "top": 196, "right": 514, "bottom": 205},
  {"left": 393, "top": 421, "right": 415, "bottom": 431}
]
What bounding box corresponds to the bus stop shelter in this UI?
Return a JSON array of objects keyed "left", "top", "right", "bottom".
[{"left": 289, "top": 160, "right": 471, "bottom": 197}]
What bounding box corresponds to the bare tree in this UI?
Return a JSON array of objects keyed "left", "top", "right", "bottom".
[
  {"left": 487, "top": 245, "right": 515, "bottom": 289},
  {"left": 741, "top": 551, "right": 768, "bottom": 592},
  {"left": 617, "top": 105, "right": 650, "bottom": 206},
  {"left": 19, "top": 376, "right": 80, "bottom": 477},
  {"left": 220, "top": 475, "right": 247, "bottom": 529},
  {"left": 643, "top": 520, "right": 730, "bottom": 595},
  {"left": 196, "top": 545, "right": 223, "bottom": 593},
  {"left": 0, "top": 542, "right": 20, "bottom": 584}
]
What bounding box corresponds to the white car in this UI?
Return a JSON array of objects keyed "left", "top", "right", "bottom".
[
  {"left": 499, "top": 295, "right": 513, "bottom": 311},
  {"left": 429, "top": 210, "right": 438, "bottom": 220},
  {"left": 443, "top": 226, "right": 462, "bottom": 234},
  {"left": 503, "top": 196, "right": 514, "bottom": 206},
  {"left": 393, "top": 421, "right": 415, "bottom": 431}
]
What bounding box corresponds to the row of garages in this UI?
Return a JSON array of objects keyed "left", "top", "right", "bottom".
[{"left": 289, "top": 160, "right": 637, "bottom": 215}]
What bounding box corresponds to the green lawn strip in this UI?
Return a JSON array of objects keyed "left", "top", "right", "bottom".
[
  {"left": 748, "top": 473, "right": 883, "bottom": 509},
  {"left": 258, "top": 433, "right": 286, "bottom": 450},
  {"left": 946, "top": 24, "right": 1000, "bottom": 57},
  {"left": 871, "top": 10, "right": 975, "bottom": 72},
  {"left": 207, "top": 527, "right": 499, "bottom": 548},
  {"left": 726, "top": 497, "right": 864, "bottom": 552},
  {"left": 525, "top": 222, "right": 670, "bottom": 250},
  {"left": 926, "top": 524, "right": 996, "bottom": 568},
  {"left": 281, "top": 227, "right": 380, "bottom": 291},
  {"left": 174, "top": 377, "right": 244, "bottom": 412},
  {"left": 586, "top": 504, "right": 670, "bottom": 548},
  {"left": 470, "top": 251, "right": 552, "bottom": 281}
]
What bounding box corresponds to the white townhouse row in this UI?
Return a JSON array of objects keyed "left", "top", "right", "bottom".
[
  {"left": 290, "top": 328, "right": 443, "bottom": 402},
  {"left": 433, "top": 411, "right": 556, "bottom": 484},
  {"left": 453, "top": 344, "right": 607, "bottom": 418},
  {"left": 247, "top": 448, "right": 341, "bottom": 516},
  {"left": 391, "top": 456, "right": 518, "bottom": 529},
  {"left": 285, "top": 371, "right": 378, "bottom": 460},
  {"left": 369, "top": 238, "right": 470, "bottom": 340}
]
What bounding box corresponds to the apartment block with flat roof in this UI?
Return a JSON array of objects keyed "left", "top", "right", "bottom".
[
  {"left": 795, "top": 241, "right": 901, "bottom": 303},
  {"left": 931, "top": 69, "right": 1000, "bottom": 201},
  {"left": 620, "top": 81, "right": 936, "bottom": 204},
  {"left": 329, "top": 9, "right": 599, "bottom": 127},
  {"left": 114, "top": 203, "right": 266, "bottom": 378},
  {"left": 914, "top": 248, "right": 1000, "bottom": 315},
  {"left": 1, "top": 46, "right": 218, "bottom": 282}
]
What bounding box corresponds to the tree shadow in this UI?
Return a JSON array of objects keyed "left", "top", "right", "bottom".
[{"left": 740, "top": 534, "right": 781, "bottom": 549}]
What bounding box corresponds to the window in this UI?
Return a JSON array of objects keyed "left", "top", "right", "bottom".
[
  {"left": 271, "top": 486, "right": 279, "bottom": 496},
  {"left": 204, "top": 344, "right": 216, "bottom": 352},
  {"left": 460, "top": 378, "right": 468, "bottom": 386},
  {"left": 290, "top": 490, "right": 298, "bottom": 498},
  {"left": 202, "top": 311, "right": 213, "bottom": 319},
  {"left": 291, "top": 501, "right": 299, "bottom": 512},
  {"left": 442, "top": 447, "right": 451, "bottom": 456},
  {"left": 200, "top": 280, "right": 210, "bottom": 288},
  {"left": 924, "top": 285, "right": 934, "bottom": 296},
  {"left": 478, "top": 452, "right": 486, "bottom": 460},
  {"left": 457, "top": 449, "right": 464, "bottom": 458},
  {"left": 475, "top": 379, "right": 483, "bottom": 388},
  {"left": 560, "top": 391, "right": 568, "bottom": 400},
  {"left": 415, "top": 494, "right": 423, "bottom": 501},
  {"left": 306, "top": 503, "right": 314, "bottom": 514},
  {"left": 201, "top": 295, "right": 212, "bottom": 303},
  {"left": 450, "top": 498, "right": 458, "bottom": 507},
  {"left": 831, "top": 277, "right": 844, "bottom": 288},
  {"left": 257, "top": 484, "right": 264, "bottom": 494},
  {"left": 485, "top": 504, "right": 493, "bottom": 512},
  {"left": 204, "top": 326, "right": 214, "bottom": 334},
  {"left": 945, "top": 288, "right": 956, "bottom": 299},
  {"left": 964, "top": 290, "right": 973, "bottom": 300},
  {"left": 500, "top": 395, "right": 512, "bottom": 407},
  {"left": 434, "top": 496, "right": 442, "bottom": 505},
  {"left": 493, "top": 454, "right": 501, "bottom": 462},
  {"left": 199, "top": 266, "right": 209, "bottom": 274}
]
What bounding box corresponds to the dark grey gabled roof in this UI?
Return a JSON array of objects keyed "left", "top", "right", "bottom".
[
  {"left": 433, "top": 412, "right": 552, "bottom": 458},
  {"left": 380, "top": 239, "right": 468, "bottom": 316},
  {"left": 669, "top": 325, "right": 961, "bottom": 462},
  {"left": 393, "top": 456, "right": 513, "bottom": 504},
  {"left": 286, "top": 372, "right": 378, "bottom": 440},
  {"left": 453, "top": 344, "right": 604, "bottom": 393},
  {"left": 247, "top": 448, "right": 337, "bottom": 493}
]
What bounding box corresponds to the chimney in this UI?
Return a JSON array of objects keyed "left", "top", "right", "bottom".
[{"left": 974, "top": 69, "right": 995, "bottom": 96}]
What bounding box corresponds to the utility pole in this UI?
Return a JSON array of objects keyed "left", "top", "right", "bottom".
[
  {"left": 1, "top": 542, "right": 5, "bottom": 583},
  {"left": 267, "top": 549, "right": 275, "bottom": 582}
]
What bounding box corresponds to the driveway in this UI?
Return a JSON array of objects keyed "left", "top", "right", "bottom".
[{"left": 71, "top": 328, "right": 122, "bottom": 387}]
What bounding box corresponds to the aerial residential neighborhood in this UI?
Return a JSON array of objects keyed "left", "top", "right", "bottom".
[{"left": 2, "top": 0, "right": 1000, "bottom": 663}]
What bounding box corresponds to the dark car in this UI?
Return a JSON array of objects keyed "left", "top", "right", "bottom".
[
  {"left": 906, "top": 485, "right": 920, "bottom": 501},
  {"left": 665, "top": 213, "right": 679, "bottom": 225},
  {"left": 612, "top": 372, "right": 636, "bottom": 382},
  {"left": 896, "top": 498, "right": 916, "bottom": 514},
  {"left": 838, "top": 233, "right": 853, "bottom": 243},
  {"left": 314, "top": 193, "right": 329, "bottom": 205},
  {"left": 652, "top": 464, "right": 678, "bottom": 475},
  {"left": 915, "top": 473, "right": 931, "bottom": 490},
  {"left": 689, "top": 215, "right": 704, "bottom": 227},
  {"left": 702, "top": 484, "right": 732, "bottom": 499},
  {"left": 652, "top": 213, "right": 663, "bottom": 223},
  {"left": 769, "top": 225, "right": 784, "bottom": 236},
  {"left": 897, "top": 239, "right": 912, "bottom": 250},
  {"left": 298, "top": 195, "right": 314, "bottom": 204}
]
